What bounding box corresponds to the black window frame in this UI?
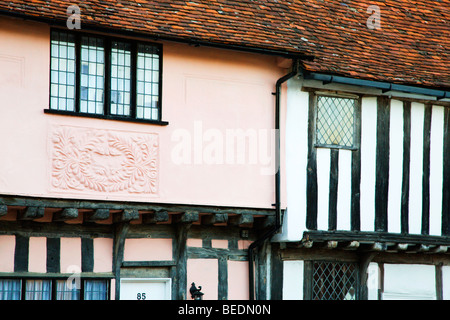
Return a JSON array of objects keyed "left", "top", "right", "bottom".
[
  {"left": 304, "top": 260, "right": 360, "bottom": 300},
  {"left": 313, "top": 92, "right": 359, "bottom": 151},
  {"left": 45, "top": 28, "right": 168, "bottom": 126},
  {"left": 0, "top": 277, "right": 111, "bottom": 301}
]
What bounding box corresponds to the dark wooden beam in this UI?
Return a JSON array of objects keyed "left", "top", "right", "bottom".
[
  {"left": 0, "top": 204, "right": 7, "bottom": 217},
  {"left": 303, "top": 230, "right": 450, "bottom": 247},
  {"left": 173, "top": 211, "right": 199, "bottom": 224},
  {"left": 122, "top": 260, "right": 176, "bottom": 267},
  {"left": 17, "top": 206, "right": 45, "bottom": 220},
  {"left": 350, "top": 97, "right": 362, "bottom": 231},
  {"left": 174, "top": 222, "right": 191, "bottom": 300},
  {"left": 113, "top": 222, "right": 129, "bottom": 300},
  {"left": 422, "top": 104, "right": 432, "bottom": 235},
  {"left": 401, "top": 101, "right": 411, "bottom": 234},
  {"left": 202, "top": 213, "right": 228, "bottom": 225},
  {"left": 229, "top": 214, "right": 254, "bottom": 227},
  {"left": 114, "top": 209, "right": 139, "bottom": 222},
  {"left": 0, "top": 195, "right": 274, "bottom": 216},
  {"left": 53, "top": 208, "right": 78, "bottom": 222},
  {"left": 443, "top": 106, "right": 450, "bottom": 235},
  {"left": 375, "top": 96, "right": 390, "bottom": 232},
  {"left": 306, "top": 92, "right": 318, "bottom": 230},
  {"left": 142, "top": 210, "right": 169, "bottom": 224},
  {"left": 84, "top": 208, "right": 110, "bottom": 222},
  {"left": 254, "top": 215, "right": 275, "bottom": 229}
]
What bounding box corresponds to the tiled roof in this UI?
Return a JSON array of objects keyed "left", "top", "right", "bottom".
[{"left": 0, "top": 0, "right": 449, "bottom": 89}]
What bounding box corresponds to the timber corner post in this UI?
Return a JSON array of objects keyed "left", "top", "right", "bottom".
[
  {"left": 174, "top": 211, "right": 199, "bottom": 300},
  {"left": 112, "top": 210, "right": 137, "bottom": 300}
]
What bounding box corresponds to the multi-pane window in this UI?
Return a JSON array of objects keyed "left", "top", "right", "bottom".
[
  {"left": 311, "top": 261, "right": 359, "bottom": 300},
  {"left": 80, "top": 36, "right": 105, "bottom": 115},
  {"left": 110, "top": 41, "right": 132, "bottom": 117},
  {"left": 49, "top": 30, "right": 162, "bottom": 123},
  {"left": 137, "top": 44, "right": 160, "bottom": 120},
  {"left": 315, "top": 95, "right": 357, "bottom": 148},
  {"left": 50, "top": 31, "right": 76, "bottom": 112},
  {"left": 0, "top": 279, "right": 21, "bottom": 300},
  {"left": 0, "top": 278, "right": 109, "bottom": 300},
  {"left": 25, "top": 280, "right": 52, "bottom": 300}
]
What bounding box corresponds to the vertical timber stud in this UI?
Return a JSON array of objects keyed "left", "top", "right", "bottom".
[
  {"left": 328, "top": 149, "right": 339, "bottom": 231},
  {"left": 375, "top": 96, "right": 390, "bottom": 231},
  {"left": 351, "top": 97, "right": 362, "bottom": 231},
  {"left": 270, "top": 243, "right": 283, "bottom": 300},
  {"left": 443, "top": 107, "right": 450, "bottom": 235},
  {"left": 218, "top": 257, "right": 228, "bottom": 300},
  {"left": 422, "top": 104, "right": 432, "bottom": 235},
  {"left": 14, "top": 235, "right": 29, "bottom": 272},
  {"left": 401, "top": 101, "right": 411, "bottom": 234},
  {"left": 306, "top": 92, "right": 318, "bottom": 230},
  {"left": 81, "top": 238, "right": 94, "bottom": 273},
  {"left": 174, "top": 211, "right": 198, "bottom": 300},
  {"left": 47, "top": 237, "right": 60, "bottom": 273},
  {"left": 113, "top": 221, "right": 130, "bottom": 300}
]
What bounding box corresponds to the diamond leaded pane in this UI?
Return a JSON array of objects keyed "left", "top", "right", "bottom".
[
  {"left": 316, "top": 96, "right": 356, "bottom": 147},
  {"left": 312, "top": 261, "right": 359, "bottom": 300}
]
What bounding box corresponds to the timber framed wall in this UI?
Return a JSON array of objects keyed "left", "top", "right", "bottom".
[{"left": 0, "top": 195, "right": 275, "bottom": 300}]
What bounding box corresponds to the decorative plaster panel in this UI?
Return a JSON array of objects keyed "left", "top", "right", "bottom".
[{"left": 50, "top": 126, "right": 159, "bottom": 196}]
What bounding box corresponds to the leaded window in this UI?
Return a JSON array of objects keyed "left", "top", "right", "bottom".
[
  {"left": 48, "top": 30, "right": 163, "bottom": 123},
  {"left": 315, "top": 95, "right": 357, "bottom": 148},
  {"left": 312, "top": 261, "right": 359, "bottom": 300}
]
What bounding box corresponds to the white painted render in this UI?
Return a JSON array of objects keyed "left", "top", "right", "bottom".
[
  {"left": 409, "top": 102, "right": 425, "bottom": 234},
  {"left": 442, "top": 266, "right": 450, "bottom": 300},
  {"left": 337, "top": 149, "right": 352, "bottom": 231},
  {"left": 387, "top": 99, "right": 403, "bottom": 233},
  {"left": 316, "top": 147, "right": 331, "bottom": 231},
  {"left": 359, "top": 97, "right": 377, "bottom": 232},
  {"left": 430, "top": 105, "right": 444, "bottom": 236},
  {"left": 282, "top": 260, "right": 304, "bottom": 300},
  {"left": 382, "top": 264, "right": 436, "bottom": 300},
  {"left": 367, "top": 263, "right": 379, "bottom": 300}
]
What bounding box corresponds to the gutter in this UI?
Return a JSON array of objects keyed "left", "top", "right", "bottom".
[
  {"left": 304, "top": 72, "right": 450, "bottom": 99},
  {"left": 248, "top": 59, "right": 299, "bottom": 300}
]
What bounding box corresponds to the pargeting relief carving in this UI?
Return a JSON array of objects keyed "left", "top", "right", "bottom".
[{"left": 51, "top": 126, "right": 159, "bottom": 194}]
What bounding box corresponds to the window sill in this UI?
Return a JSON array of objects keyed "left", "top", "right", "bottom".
[
  {"left": 314, "top": 143, "right": 358, "bottom": 151},
  {"left": 44, "top": 109, "right": 169, "bottom": 126}
]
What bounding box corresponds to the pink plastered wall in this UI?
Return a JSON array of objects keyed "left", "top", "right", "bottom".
[
  {"left": 0, "top": 16, "right": 288, "bottom": 209},
  {"left": 123, "top": 238, "right": 172, "bottom": 261},
  {"left": 60, "top": 237, "right": 82, "bottom": 273},
  {"left": 228, "top": 260, "right": 249, "bottom": 300},
  {"left": 187, "top": 258, "right": 218, "bottom": 300},
  {"left": 93, "top": 238, "right": 113, "bottom": 272},
  {"left": 29, "top": 237, "right": 47, "bottom": 273},
  {"left": 0, "top": 235, "right": 15, "bottom": 272}
]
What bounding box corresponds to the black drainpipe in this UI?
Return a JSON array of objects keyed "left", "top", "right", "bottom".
[{"left": 248, "top": 59, "right": 299, "bottom": 300}]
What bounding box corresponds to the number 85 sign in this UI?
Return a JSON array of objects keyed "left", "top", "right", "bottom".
[{"left": 120, "top": 278, "right": 172, "bottom": 300}]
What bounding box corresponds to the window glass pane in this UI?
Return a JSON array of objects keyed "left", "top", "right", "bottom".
[
  {"left": 0, "top": 279, "right": 21, "bottom": 300},
  {"left": 56, "top": 279, "right": 80, "bottom": 300},
  {"left": 316, "top": 96, "right": 355, "bottom": 148},
  {"left": 84, "top": 280, "right": 108, "bottom": 300},
  {"left": 25, "top": 280, "right": 51, "bottom": 300},
  {"left": 80, "top": 36, "right": 105, "bottom": 115},
  {"left": 50, "top": 31, "right": 76, "bottom": 111},
  {"left": 110, "top": 41, "right": 131, "bottom": 116},
  {"left": 312, "top": 261, "right": 358, "bottom": 300},
  {"left": 136, "top": 44, "right": 160, "bottom": 120}
]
